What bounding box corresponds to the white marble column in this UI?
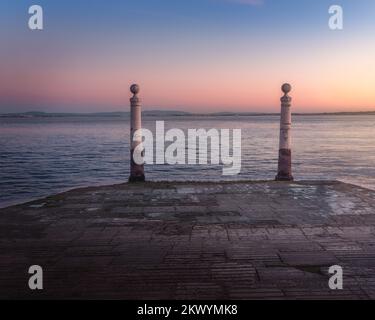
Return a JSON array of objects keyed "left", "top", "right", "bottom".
[
  {"left": 276, "top": 83, "right": 294, "bottom": 181},
  {"left": 129, "top": 84, "right": 145, "bottom": 182}
]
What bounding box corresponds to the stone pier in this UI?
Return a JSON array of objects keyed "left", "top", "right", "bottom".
[{"left": 0, "top": 180, "right": 375, "bottom": 299}]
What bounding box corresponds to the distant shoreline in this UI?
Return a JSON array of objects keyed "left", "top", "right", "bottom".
[{"left": 1, "top": 110, "right": 375, "bottom": 118}]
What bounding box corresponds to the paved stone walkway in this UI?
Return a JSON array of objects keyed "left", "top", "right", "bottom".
[{"left": 1, "top": 181, "right": 375, "bottom": 299}]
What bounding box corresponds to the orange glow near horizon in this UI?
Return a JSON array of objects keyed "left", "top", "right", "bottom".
[
  {"left": 1, "top": 31, "right": 374, "bottom": 113},
  {"left": 2, "top": 64, "right": 374, "bottom": 113}
]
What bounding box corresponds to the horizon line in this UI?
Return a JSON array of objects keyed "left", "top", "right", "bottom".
[{"left": 1, "top": 110, "right": 375, "bottom": 116}]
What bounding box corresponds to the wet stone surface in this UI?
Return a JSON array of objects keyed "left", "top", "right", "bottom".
[{"left": 0, "top": 180, "right": 375, "bottom": 299}]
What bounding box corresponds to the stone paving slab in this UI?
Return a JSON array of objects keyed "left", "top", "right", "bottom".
[{"left": 0, "top": 180, "right": 375, "bottom": 299}]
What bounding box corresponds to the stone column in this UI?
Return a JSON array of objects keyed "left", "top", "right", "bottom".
[
  {"left": 276, "top": 83, "right": 294, "bottom": 181},
  {"left": 129, "top": 84, "right": 145, "bottom": 182}
]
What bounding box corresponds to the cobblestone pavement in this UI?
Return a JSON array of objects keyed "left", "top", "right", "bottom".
[{"left": 0, "top": 180, "right": 375, "bottom": 299}]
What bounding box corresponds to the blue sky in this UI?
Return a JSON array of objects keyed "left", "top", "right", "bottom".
[{"left": 1, "top": 0, "right": 375, "bottom": 112}]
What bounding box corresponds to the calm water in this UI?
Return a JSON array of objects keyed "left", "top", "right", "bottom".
[{"left": 0, "top": 115, "right": 374, "bottom": 208}]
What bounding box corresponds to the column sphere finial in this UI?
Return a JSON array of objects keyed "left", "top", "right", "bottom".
[
  {"left": 282, "top": 83, "right": 292, "bottom": 94},
  {"left": 130, "top": 84, "right": 140, "bottom": 95}
]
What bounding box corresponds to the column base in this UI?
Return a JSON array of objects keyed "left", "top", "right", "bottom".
[
  {"left": 275, "top": 174, "right": 294, "bottom": 182},
  {"left": 128, "top": 175, "right": 146, "bottom": 183},
  {"left": 276, "top": 149, "right": 293, "bottom": 181}
]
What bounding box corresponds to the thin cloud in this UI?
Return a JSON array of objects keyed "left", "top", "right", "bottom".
[{"left": 224, "top": 0, "right": 264, "bottom": 5}]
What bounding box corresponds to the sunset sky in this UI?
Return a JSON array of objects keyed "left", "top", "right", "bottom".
[{"left": 1, "top": 0, "right": 375, "bottom": 113}]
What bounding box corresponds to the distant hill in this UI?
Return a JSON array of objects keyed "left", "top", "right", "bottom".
[
  {"left": 0, "top": 110, "right": 193, "bottom": 118},
  {"left": 0, "top": 111, "right": 129, "bottom": 118}
]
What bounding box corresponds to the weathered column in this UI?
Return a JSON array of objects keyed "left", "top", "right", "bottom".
[
  {"left": 276, "top": 83, "right": 294, "bottom": 181},
  {"left": 129, "top": 84, "right": 145, "bottom": 182}
]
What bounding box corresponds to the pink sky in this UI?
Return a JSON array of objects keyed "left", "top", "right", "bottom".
[{"left": 1, "top": 0, "right": 375, "bottom": 113}]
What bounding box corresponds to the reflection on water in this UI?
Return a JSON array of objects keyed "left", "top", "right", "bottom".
[{"left": 0, "top": 115, "right": 374, "bottom": 207}]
